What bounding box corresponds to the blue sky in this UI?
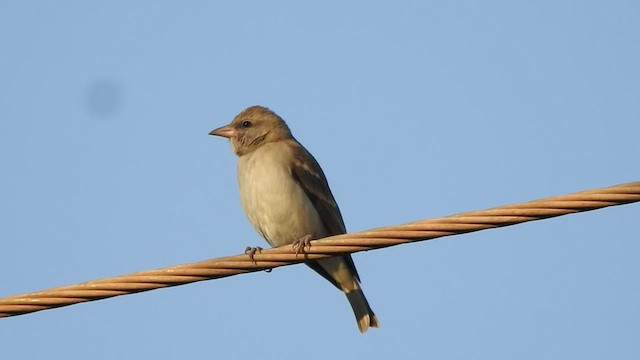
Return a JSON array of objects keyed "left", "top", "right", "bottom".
[{"left": 1, "top": 1, "right": 639, "bottom": 359}]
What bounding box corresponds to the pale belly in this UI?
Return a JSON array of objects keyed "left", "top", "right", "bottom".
[{"left": 237, "top": 146, "right": 326, "bottom": 247}]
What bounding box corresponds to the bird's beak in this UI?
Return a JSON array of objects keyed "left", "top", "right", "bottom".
[{"left": 209, "top": 124, "right": 236, "bottom": 138}]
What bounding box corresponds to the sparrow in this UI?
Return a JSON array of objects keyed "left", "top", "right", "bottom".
[{"left": 209, "top": 105, "right": 379, "bottom": 333}]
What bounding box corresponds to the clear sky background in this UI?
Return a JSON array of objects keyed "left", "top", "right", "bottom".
[{"left": 1, "top": 1, "right": 639, "bottom": 359}]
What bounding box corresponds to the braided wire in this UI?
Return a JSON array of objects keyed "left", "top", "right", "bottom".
[{"left": 1, "top": 181, "right": 638, "bottom": 318}]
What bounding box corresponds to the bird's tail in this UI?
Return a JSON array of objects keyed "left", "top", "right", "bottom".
[
  {"left": 314, "top": 256, "right": 379, "bottom": 333},
  {"left": 345, "top": 285, "right": 380, "bottom": 333}
]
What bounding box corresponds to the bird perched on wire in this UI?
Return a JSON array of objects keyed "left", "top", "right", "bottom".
[{"left": 209, "top": 105, "right": 379, "bottom": 333}]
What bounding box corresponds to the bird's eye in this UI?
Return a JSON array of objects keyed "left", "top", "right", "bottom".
[{"left": 242, "top": 121, "right": 252, "bottom": 128}]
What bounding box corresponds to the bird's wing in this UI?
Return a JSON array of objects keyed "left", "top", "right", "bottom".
[{"left": 288, "top": 140, "right": 361, "bottom": 285}]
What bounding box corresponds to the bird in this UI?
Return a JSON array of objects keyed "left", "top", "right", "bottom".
[{"left": 209, "top": 105, "right": 379, "bottom": 333}]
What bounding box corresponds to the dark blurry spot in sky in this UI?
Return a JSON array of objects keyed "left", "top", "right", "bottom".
[{"left": 83, "top": 79, "right": 123, "bottom": 119}]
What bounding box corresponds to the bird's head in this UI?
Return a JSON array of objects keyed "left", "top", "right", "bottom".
[{"left": 209, "top": 105, "right": 292, "bottom": 156}]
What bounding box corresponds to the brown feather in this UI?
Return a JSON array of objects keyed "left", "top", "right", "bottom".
[{"left": 288, "top": 141, "right": 362, "bottom": 283}]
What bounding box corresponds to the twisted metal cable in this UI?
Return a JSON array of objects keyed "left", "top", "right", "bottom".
[{"left": 1, "top": 181, "right": 638, "bottom": 318}]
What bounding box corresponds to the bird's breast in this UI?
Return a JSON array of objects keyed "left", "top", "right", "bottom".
[{"left": 237, "top": 145, "right": 325, "bottom": 247}]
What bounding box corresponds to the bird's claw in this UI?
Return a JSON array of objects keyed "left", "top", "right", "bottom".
[
  {"left": 292, "top": 234, "right": 313, "bottom": 256},
  {"left": 244, "top": 246, "right": 263, "bottom": 263}
]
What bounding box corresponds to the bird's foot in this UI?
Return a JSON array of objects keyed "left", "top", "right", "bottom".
[
  {"left": 292, "top": 234, "right": 313, "bottom": 256},
  {"left": 244, "top": 246, "right": 263, "bottom": 263}
]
